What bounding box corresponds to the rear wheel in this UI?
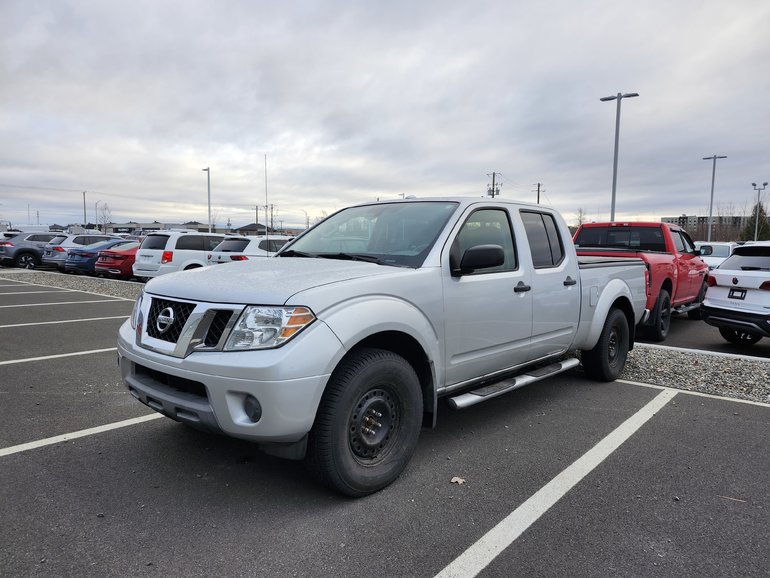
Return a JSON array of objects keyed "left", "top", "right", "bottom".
[
  {"left": 687, "top": 281, "right": 708, "bottom": 320},
  {"left": 718, "top": 328, "right": 762, "bottom": 345},
  {"left": 645, "top": 288, "right": 671, "bottom": 341},
  {"left": 582, "top": 308, "right": 630, "bottom": 382},
  {"left": 14, "top": 253, "right": 39, "bottom": 269},
  {"left": 305, "top": 348, "right": 422, "bottom": 497}
]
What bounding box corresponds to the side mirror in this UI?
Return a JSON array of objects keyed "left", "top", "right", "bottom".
[{"left": 452, "top": 244, "right": 505, "bottom": 276}]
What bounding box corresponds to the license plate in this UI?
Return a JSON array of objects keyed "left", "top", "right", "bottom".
[
  {"left": 728, "top": 288, "right": 746, "bottom": 300},
  {"left": 141, "top": 254, "right": 152, "bottom": 261}
]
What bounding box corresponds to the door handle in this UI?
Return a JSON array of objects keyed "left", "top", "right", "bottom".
[
  {"left": 563, "top": 276, "right": 577, "bottom": 286},
  {"left": 514, "top": 282, "right": 531, "bottom": 293}
]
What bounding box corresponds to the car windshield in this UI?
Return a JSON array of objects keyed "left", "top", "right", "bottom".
[
  {"left": 281, "top": 201, "right": 459, "bottom": 267},
  {"left": 49, "top": 235, "right": 67, "bottom": 246},
  {"left": 83, "top": 240, "right": 121, "bottom": 250}
]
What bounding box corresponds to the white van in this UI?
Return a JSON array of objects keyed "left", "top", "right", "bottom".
[{"left": 133, "top": 231, "right": 225, "bottom": 279}]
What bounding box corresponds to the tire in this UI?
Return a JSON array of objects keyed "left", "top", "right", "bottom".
[
  {"left": 581, "top": 308, "right": 630, "bottom": 382},
  {"left": 14, "top": 253, "right": 39, "bottom": 269},
  {"left": 718, "top": 328, "right": 762, "bottom": 345},
  {"left": 645, "top": 288, "right": 671, "bottom": 341},
  {"left": 305, "top": 347, "right": 423, "bottom": 497},
  {"left": 687, "top": 281, "right": 708, "bottom": 320}
]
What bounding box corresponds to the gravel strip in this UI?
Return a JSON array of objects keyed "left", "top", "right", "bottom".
[{"left": 2, "top": 268, "right": 769, "bottom": 404}]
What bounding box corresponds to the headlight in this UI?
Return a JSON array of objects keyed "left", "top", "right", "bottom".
[
  {"left": 130, "top": 290, "right": 144, "bottom": 330},
  {"left": 224, "top": 306, "right": 315, "bottom": 350}
]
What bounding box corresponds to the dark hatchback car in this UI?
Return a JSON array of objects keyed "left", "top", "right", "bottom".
[
  {"left": 94, "top": 242, "right": 141, "bottom": 280},
  {"left": 64, "top": 239, "right": 138, "bottom": 275},
  {"left": 0, "top": 232, "right": 60, "bottom": 269}
]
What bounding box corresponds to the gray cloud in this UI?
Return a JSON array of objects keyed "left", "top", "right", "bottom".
[{"left": 1, "top": 0, "right": 769, "bottom": 230}]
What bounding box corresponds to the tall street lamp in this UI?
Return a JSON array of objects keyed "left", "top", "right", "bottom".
[
  {"left": 600, "top": 92, "right": 639, "bottom": 221},
  {"left": 94, "top": 199, "right": 101, "bottom": 231},
  {"left": 752, "top": 182, "right": 768, "bottom": 241},
  {"left": 703, "top": 155, "right": 726, "bottom": 241},
  {"left": 202, "top": 167, "right": 211, "bottom": 233}
]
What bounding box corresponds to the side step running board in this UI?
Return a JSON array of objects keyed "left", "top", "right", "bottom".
[{"left": 446, "top": 357, "right": 580, "bottom": 410}]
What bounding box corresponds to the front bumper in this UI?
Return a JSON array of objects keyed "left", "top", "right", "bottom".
[
  {"left": 701, "top": 304, "right": 770, "bottom": 338},
  {"left": 117, "top": 317, "right": 344, "bottom": 443}
]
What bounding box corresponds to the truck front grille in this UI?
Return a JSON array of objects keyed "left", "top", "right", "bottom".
[
  {"left": 147, "top": 298, "right": 196, "bottom": 343},
  {"left": 205, "top": 310, "right": 234, "bottom": 346}
]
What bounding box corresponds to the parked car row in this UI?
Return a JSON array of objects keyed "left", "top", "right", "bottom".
[{"left": 132, "top": 231, "right": 292, "bottom": 279}]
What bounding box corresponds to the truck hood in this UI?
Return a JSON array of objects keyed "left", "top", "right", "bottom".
[{"left": 144, "top": 257, "right": 397, "bottom": 304}]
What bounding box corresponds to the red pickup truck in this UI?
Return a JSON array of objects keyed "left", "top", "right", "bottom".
[{"left": 573, "top": 222, "right": 709, "bottom": 341}]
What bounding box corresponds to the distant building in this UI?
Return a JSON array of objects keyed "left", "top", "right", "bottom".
[{"left": 661, "top": 214, "right": 762, "bottom": 241}]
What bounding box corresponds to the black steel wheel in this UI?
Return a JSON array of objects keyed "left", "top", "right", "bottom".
[
  {"left": 306, "top": 347, "right": 422, "bottom": 497},
  {"left": 582, "top": 308, "right": 629, "bottom": 382},
  {"left": 718, "top": 328, "right": 762, "bottom": 345},
  {"left": 646, "top": 288, "right": 671, "bottom": 341}
]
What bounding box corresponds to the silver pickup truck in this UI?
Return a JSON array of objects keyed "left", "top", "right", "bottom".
[{"left": 118, "top": 198, "right": 648, "bottom": 496}]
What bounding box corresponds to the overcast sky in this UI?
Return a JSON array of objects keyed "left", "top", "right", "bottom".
[{"left": 1, "top": 0, "right": 769, "bottom": 230}]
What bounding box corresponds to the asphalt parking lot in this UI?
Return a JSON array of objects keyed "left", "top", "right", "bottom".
[{"left": 1, "top": 275, "right": 768, "bottom": 577}]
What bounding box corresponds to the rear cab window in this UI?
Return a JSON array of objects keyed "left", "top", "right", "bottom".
[{"left": 574, "top": 225, "right": 666, "bottom": 252}]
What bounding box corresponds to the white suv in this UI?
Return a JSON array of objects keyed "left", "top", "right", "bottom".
[
  {"left": 701, "top": 242, "right": 770, "bottom": 344},
  {"left": 133, "top": 231, "right": 225, "bottom": 279},
  {"left": 206, "top": 234, "right": 293, "bottom": 265}
]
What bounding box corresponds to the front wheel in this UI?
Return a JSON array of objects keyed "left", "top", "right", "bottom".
[
  {"left": 719, "top": 328, "right": 762, "bottom": 345},
  {"left": 582, "top": 308, "right": 630, "bottom": 382},
  {"left": 305, "top": 348, "right": 423, "bottom": 497}
]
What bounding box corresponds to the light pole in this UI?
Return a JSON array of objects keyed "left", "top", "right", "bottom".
[
  {"left": 202, "top": 168, "right": 211, "bottom": 233},
  {"left": 752, "top": 182, "right": 768, "bottom": 241},
  {"left": 703, "top": 155, "right": 726, "bottom": 241},
  {"left": 600, "top": 92, "right": 639, "bottom": 221},
  {"left": 299, "top": 209, "right": 308, "bottom": 230},
  {"left": 94, "top": 200, "right": 101, "bottom": 231}
]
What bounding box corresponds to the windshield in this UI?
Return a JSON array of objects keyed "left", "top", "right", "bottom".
[
  {"left": 721, "top": 246, "right": 770, "bottom": 270},
  {"left": 282, "top": 201, "right": 459, "bottom": 267}
]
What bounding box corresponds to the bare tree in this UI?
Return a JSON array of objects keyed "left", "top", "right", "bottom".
[
  {"left": 575, "top": 208, "right": 586, "bottom": 227},
  {"left": 314, "top": 210, "right": 328, "bottom": 224},
  {"left": 99, "top": 203, "right": 112, "bottom": 232}
]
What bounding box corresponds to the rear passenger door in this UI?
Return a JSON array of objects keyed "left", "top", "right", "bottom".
[{"left": 519, "top": 210, "right": 581, "bottom": 360}]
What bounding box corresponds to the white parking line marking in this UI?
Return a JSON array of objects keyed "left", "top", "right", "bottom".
[
  {"left": 0, "top": 347, "right": 117, "bottom": 366},
  {"left": 435, "top": 389, "right": 678, "bottom": 578},
  {"left": 0, "top": 299, "right": 122, "bottom": 308},
  {"left": 0, "top": 316, "right": 129, "bottom": 329},
  {"left": 0, "top": 414, "right": 164, "bottom": 458},
  {"left": 0, "top": 290, "right": 75, "bottom": 295}
]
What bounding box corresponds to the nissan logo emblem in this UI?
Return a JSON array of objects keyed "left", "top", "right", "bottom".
[
  {"left": 732, "top": 277, "right": 739, "bottom": 285},
  {"left": 156, "top": 307, "right": 175, "bottom": 333}
]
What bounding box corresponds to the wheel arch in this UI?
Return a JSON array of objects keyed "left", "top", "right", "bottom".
[{"left": 338, "top": 332, "right": 436, "bottom": 428}]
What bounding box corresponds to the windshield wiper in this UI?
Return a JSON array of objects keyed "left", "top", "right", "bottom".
[
  {"left": 278, "top": 250, "right": 317, "bottom": 258},
  {"left": 318, "top": 252, "right": 388, "bottom": 265}
]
